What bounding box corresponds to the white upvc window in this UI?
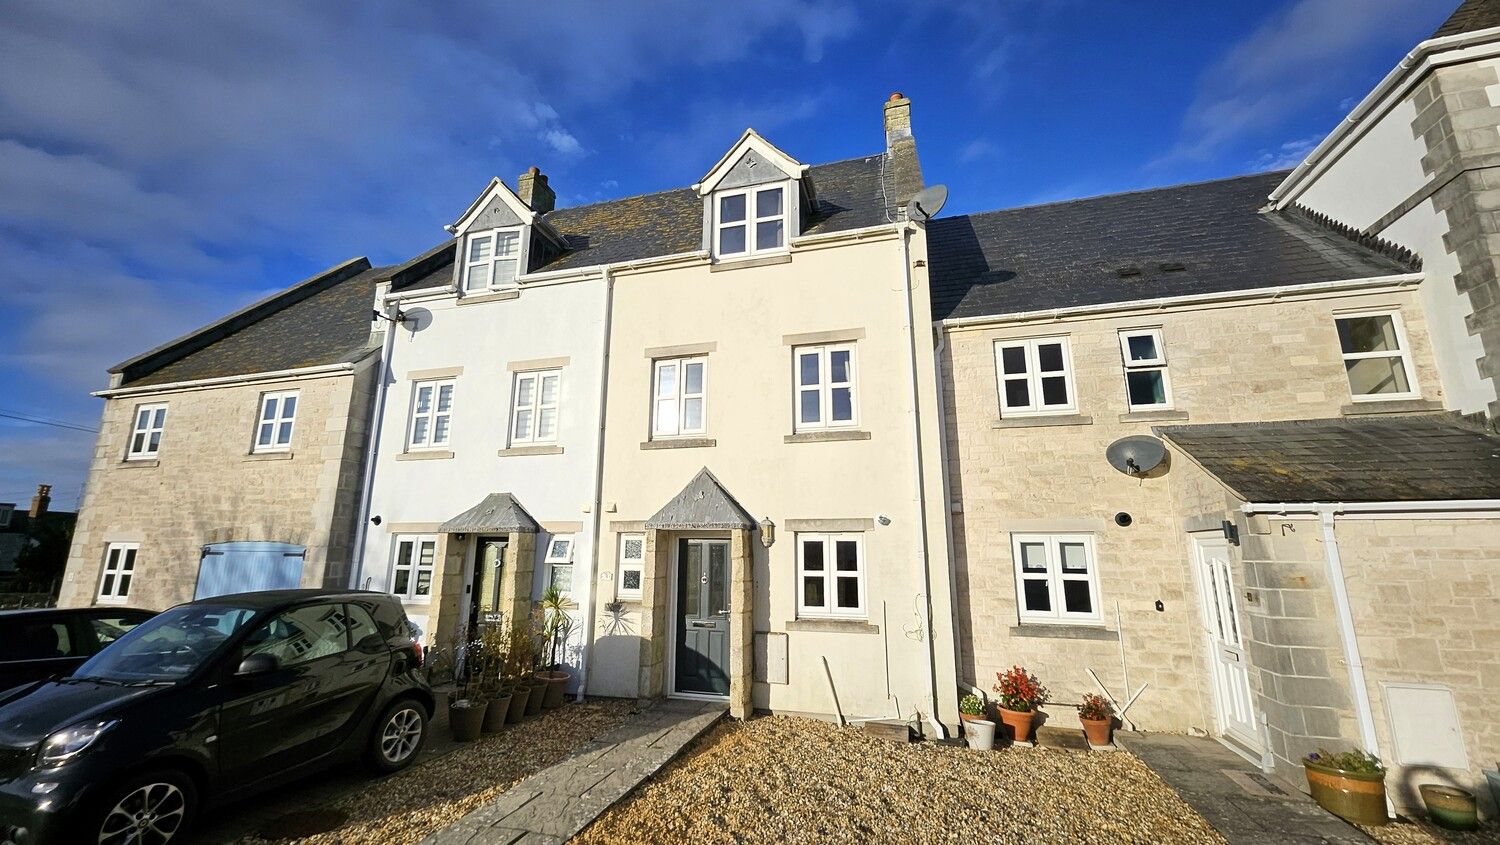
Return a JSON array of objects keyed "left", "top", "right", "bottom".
[
  {"left": 127, "top": 403, "right": 168, "bottom": 459},
  {"left": 98, "top": 543, "right": 138, "bottom": 602},
  {"left": 407, "top": 379, "right": 454, "bottom": 449},
  {"left": 1336, "top": 311, "right": 1418, "bottom": 401},
  {"left": 545, "top": 535, "right": 575, "bottom": 594},
  {"left": 462, "top": 228, "right": 523, "bottom": 291},
  {"left": 652, "top": 357, "right": 707, "bottom": 437},
  {"left": 1011, "top": 534, "right": 1101, "bottom": 624},
  {"left": 510, "top": 369, "right": 561, "bottom": 445},
  {"left": 617, "top": 533, "right": 645, "bottom": 601},
  {"left": 390, "top": 536, "right": 436, "bottom": 602},
  {"left": 714, "top": 184, "right": 787, "bottom": 258},
  {"left": 796, "top": 533, "right": 865, "bottom": 619},
  {"left": 1118, "top": 329, "right": 1172, "bottom": 410},
  {"left": 794, "top": 343, "right": 858, "bottom": 431},
  {"left": 995, "top": 337, "right": 1075, "bottom": 416},
  {"left": 253, "top": 391, "right": 299, "bottom": 452}
]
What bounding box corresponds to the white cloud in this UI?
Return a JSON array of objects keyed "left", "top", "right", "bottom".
[
  {"left": 1249, "top": 134, "right": 1324, "bottom": 171},
  {"left": 958, "top": 139, "right": 999, "bottom": 163},
  {"left": 542, "top": 128, "right": 585, "bottom": 157}
]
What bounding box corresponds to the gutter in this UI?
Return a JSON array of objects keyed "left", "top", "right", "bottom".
[
  {"left": 1239, "top": 498, "right": 1500, "bottom": 758},
  {"left": 899, "top": 222, "right": 946, "bottom": 740},
  {"left": 938, "top": 273, "right": 1423, "bottom": 331},
  {"left": 931, "top": 329, "right": 964, "bottom": 707},
  {"left": 576, "top": 267, "right": 617, "bottom": 701},
  {"left": 383, "top": 250, "right": 710, "bottom": 305},
  {"left": 93, "top": 360, "right": 359, "bottom": 399},
  {"left": 349, "top": 313, "right": 401, "bottom": 591},
  {"left": 1269, "top": 27, "right": 1500, "bottom": 209}
]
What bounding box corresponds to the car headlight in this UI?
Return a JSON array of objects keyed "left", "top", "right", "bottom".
[{"left": 37, "top": 720, "right": 118, "bottom": 767}]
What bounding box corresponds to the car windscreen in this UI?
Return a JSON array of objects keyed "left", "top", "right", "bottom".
[{"left": 72, "top": 603, "right": 260, "bottom": 683}]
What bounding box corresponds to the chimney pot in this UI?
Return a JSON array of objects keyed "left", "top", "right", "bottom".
[
  {"left": 517, "top": 167, "right": 556, "bottom": 215},
  {"left": 883, "top": 92, "right": 913, "bottom": 150},
  {"left": 888, "top": 91, "right": 904, "bottom": 101},
  {"left": 29, "top": 484, "right": 50, "bottom": 518}
]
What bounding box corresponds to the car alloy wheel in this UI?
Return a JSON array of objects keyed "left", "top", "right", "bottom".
[
  {"left": 98, "top": 781, "right": 186, "bottom": 845},
  {"left": 380, "top": 705, "right": 424, "bottom": 764}
]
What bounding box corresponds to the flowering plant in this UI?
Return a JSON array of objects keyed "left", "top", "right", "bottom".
[
  {"left": 959, "top": 694, "right": 985, "bottom": 716},
  {"left": 1306, "top": 748, "right": 1383, "bottom": 774},
  {"left": 992, "top": 665, "right": 1048, "bottom": 712},
  {"left": 1077, "top": 693, "right": 1114, "bottom": 721}
]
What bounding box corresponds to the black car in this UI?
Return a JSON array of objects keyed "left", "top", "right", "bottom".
[
  {"left": 0, "top": 590, "right": 432, "bottom": 845},
  {"left": 0, "top": 608, "right": 156, "bottom": 693}
]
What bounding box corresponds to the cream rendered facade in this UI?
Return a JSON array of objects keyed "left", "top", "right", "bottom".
[
  {"left": 588, "top": 224, "right": 959, "bottom": 728},
  {"left": 940, "top": 281, "right": 1443, "bottom": 734}
]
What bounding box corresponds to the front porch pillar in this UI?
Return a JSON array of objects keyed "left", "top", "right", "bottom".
[
  {"left": 728, "top": 528, "right": 754, "bottom": 719},
  {"left": 501, "top": 531, "right": 536, "bottom": 629},
  {"left": 637, "top": 529, "right": 670, "bottom": 699}
]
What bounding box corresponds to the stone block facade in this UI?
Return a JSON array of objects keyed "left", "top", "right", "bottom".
[{"left": 59, "top": 361, "right": 377, "bottom": 610}]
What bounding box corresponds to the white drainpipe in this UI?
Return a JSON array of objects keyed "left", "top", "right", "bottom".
[
  {"left": 349, "top": 306, "right": 400, "bottom": 590},
  {"left": 575, "top": 267, "right": 616, "bottom": 701},
  {"left": 899, "top": 222, "right": 945, "bottom": 740}
]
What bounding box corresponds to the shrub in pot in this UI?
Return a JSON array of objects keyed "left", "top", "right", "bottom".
[
  {"left": 447, "top": 635, "right": 488, "bottom": 741},
  {"left": 534, "top": 586, "right": 575, "bottom": 709},
  {"left": 1077, "top": 693, "right": 1115, "bottom": 747},
  {"left": 1303, "top": 748, "right": 1387, "bottom": 826},
  {"left": 503, "top": 618, "right": 534, "bottom": 723},
  {"left": 992, "top": 665, "right": 1048, "bottom": 744},
  {"left": 959, "top": 694, "right": 986, "bottom": 723},
  {"left": 476, "top": 624, "right": 512, "bottom": 733}
]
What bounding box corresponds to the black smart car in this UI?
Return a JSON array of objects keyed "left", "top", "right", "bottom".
[
  {"left": 0, "top": 608, "right": 156, "bottom": 693},
  {"left": 0, "top": 590, "right": 432, "bottom": 845}
]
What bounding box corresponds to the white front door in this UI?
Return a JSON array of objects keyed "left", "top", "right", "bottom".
[{"left": 1193, "top": 536, "right": 1260, "bottom": 750}]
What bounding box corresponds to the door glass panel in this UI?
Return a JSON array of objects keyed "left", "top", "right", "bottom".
[
  {"left": 708, "top": 545, "right": 727, "bottom": 615},
  {"left": 682, "top": 544, "right": 702, "bottom": 617},
  {"left": 1217, "top": 562, "right": 1241, "bottom": 645}
]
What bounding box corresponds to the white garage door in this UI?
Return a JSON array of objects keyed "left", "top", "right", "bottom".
[{"left": 195, "top": 542, "right": 306, "bottom": 599}]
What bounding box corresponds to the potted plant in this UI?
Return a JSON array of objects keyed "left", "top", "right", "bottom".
[
  {"left": 503, "top": 618, "right": 533, "bottom": 724},
  {"left": 447, "top": 636, "right": 486, "bottom": 742},
  {"left": 535, "top": 586, "right": 576, "bottom": 709},
  {"left": 959, "top": 694, "right": 986, "bottom": 722},
  {"left": 992, "top": 665, "right": 1048, "bottom": 744},
  {"left": 1078, "top": 693, "right": 1115, "bottom": 747},
  {"left": 1304, "top": 748, "right": 1388, "bottom": 826},
  {"left": 1418, "top": 784, "right": 1479, "bottom": 832},
  {"left": 477, "top": 624, "right": 512, "bottom": 733}
]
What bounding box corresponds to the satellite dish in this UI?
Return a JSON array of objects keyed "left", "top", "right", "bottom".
[
  {"left": 905, "top": 184, "right": 948, "bottom": 222},
  {"left": 401, "top": 306, "right": 433, "bottom": 332},
  {"left": 1105, "top": 435, "right": 1166, "bottom": 476}
]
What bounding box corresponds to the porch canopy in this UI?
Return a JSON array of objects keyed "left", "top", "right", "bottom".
[
  {"left": 645, "top": 468, "right": 756, "bottom": 530},
  {"left": 439, "top": 492, "right": 540, "bottom": 534}
]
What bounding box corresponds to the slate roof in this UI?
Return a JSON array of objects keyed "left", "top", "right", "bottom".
[
  {"left": 115, "top": 259, "right": 386, "bottom": 387},
  {"left": 926, "top": 171, "right": 1415, "bottom": 322},
  {"left": 439, "top": 493, "right": 540, "bottom": 534},
  {"left": 646, "top": 468, "right": 756, "bottom": 530},
  {"left": 1432, "top": 0, "right": 1500, "bottom": 38},
  {"left": 392, "top": 153, "right": 909, "bottom": 292},
  {"left": 1157, "top": 414, "right": 1500, "bottom": 503}
]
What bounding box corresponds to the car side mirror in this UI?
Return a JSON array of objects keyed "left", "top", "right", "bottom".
[{"left": 235, "top": 653, "right": 278, "bottom": 677}]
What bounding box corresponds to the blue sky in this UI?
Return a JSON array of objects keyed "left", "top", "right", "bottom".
[{"left": 0, "top": 0, "right": 1458, "bottom": 508}]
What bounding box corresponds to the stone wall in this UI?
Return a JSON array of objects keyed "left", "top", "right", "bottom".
[
  {"left": 58, "top": 362, "right": 376, "bottom": 610},
  {"left": 941, "top": 285, "right": 1440, "bottom": 732}
]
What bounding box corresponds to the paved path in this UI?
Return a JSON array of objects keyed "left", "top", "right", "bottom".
[
  {"left": 1118, "top": 732, "right": 1372, "bottom": 845},
  {"left": 419, "top": 699, "right": 725, "bottom": 845}
]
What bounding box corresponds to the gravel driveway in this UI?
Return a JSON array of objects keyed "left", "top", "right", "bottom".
[{"left": 574, "top": 716, "right": 1226, "bottom": 845}]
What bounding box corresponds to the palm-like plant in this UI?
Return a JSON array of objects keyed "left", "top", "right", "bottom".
[{"left": 538, "top": 586, "right": 576, "bottom": 671}]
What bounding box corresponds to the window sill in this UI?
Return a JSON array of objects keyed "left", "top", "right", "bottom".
[
  {"left": 397, "top": 597, "right": 433, "bottom": 605},
  {"left": 498, "top": 445, "right": 563, "bottom": 457},
  {"left": 96, "top": 596, "right": 130, "bottom": 605},
  {"left": 1009, "top": 624, "right": 1117, "bottom": 641},
  {"left": 640, "top": 437, "right": 716, "bottom": 450},
  {"left": 396, "top": 450, "right": 454, "bottom": 461},
  {"left": 1118, "top": 409, "right": 1188, "bottom": 423},
  {"left": 992, "top": 414, "right": 1093, "bottom": 429},
  {"left": 710, "top": 253, "right": 792, "bottom": 272},
  {"left": 458, "top": 289, "right": 520, "bottom": 305},
  {"left": 786, "top": 618, "right": 880, "bottom": 635},
  {"left": 1340, "top": 397, "right": 1442, "bottom": 416},
  {"left": 244, "top": 451, "right": 294, "bottom": 462},
  {"left": 784, "top": 430, "right": 871, "bottom": 444},
  {"left": 119, "top": 458, "right": 160, "bottom": 468}
]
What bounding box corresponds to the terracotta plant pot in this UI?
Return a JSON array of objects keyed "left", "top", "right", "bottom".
[
  {"left": 448, "top": 698, "right": 485, "bottom": 742},
  {"left": 959, "top": 712, "right": 987, "bottom": 723},
  {"left": 997, "top": 706, "right": 1036, "bottom": 744},
  {"left": 523, "top": 679, "right": 546, "bottom": 716},
  {"left": 964, "top": 719, "right": 997, "bottom": 751},
  {"left": 505, "top": 684, "right": 529, "bottom": 723},
  {"left": 1304, "top": 759, "right": 1388, "bottom": 826},
  {"left": 483, "top": 691, "right": 513, "bottom": 733},
  {"left": 537, "top": 670, "right": 569, "bottom": 708},
  {"left": 1081, "top": 717, "right": 1112, "bottom": 747},
  {"left": 1418, "top": 784, "right": 1478, "bottom": 832}
]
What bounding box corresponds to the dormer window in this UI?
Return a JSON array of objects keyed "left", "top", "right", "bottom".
[
  {"left": 463, "top": 228, "right": 522, "bottom": 292},
  {"left": 715, "top": 185, "right": 786, "bottom": 258}
]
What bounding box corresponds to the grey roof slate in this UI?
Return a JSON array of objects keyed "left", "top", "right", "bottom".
[
  {"left": 391, "top": 153, "right": 910, "bottom": 292},
  {"left": 646, "top": 468, "right": 756, "bottom": 530},
  {"left": 117, "top": 259, "right": 386, "bottom": 387},
  {"left": 439, "top": 493, "right": 540, "bottom": 534},
  {"left": 926, "top": 171, "right": 1414, "bottom": 322},
  {"left": 1157, "top": 414, "right": 1500, "bottom": 503},
  {"left": 1432, "top": 0, "right": 1500, "bottom": 38}
]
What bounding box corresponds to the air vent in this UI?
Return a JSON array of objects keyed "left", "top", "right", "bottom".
[
  {"left": 1115, "top": 266, "right": 1142, "bottom": 278},
  {"left": 1159, "top": 261, "right": 1186, "bottom": 272}
]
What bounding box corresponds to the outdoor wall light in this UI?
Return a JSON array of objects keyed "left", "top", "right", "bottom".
[
  {"left": 370, "top": 515, "right": 382, "bottom": 526},
  {"left": 759, "top": 517, "right": 775, "bottom": 548},
  {"left": 876, "top": 514, "right": 892, "bottom": 526}
]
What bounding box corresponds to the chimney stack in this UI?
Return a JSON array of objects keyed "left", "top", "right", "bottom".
[
  {"left": 517, "top": 166, "right": 556, "bottom": 215},
  {"left": 883, "top": 92, "right": 912, "bottom": 150},
  {"left": 29, "top": 484, "right": 50, "bottom": 518}
]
